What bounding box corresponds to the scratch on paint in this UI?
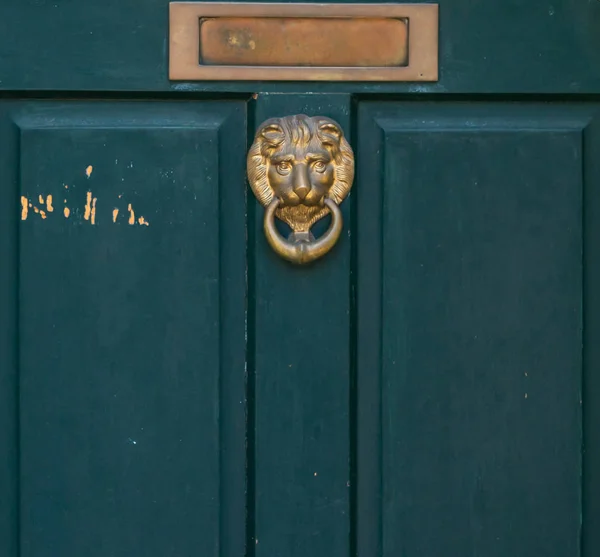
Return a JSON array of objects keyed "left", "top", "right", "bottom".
[
  {"left": 46, "top": 195, "right": 54, "bottom": 212},
  {"left": 38, "top": 195, "right": 44, "bottom": 205},
  {"left": 91, "top": 197, "right": 97, "bottom": 225},
  {"left": 21, "top": 197, "right": 28, "bottom": 220},
  {"left": 85, "top": 165, "right": 93, "bottom": 178},
  {"left": 113, "top": 208, "right": 119, "bottom": 222},
  {"left": 128, "top": 203, "right": 135, "bottom": 225}
]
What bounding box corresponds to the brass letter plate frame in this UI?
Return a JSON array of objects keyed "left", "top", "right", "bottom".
[{"left": 169, "top": 2, "right": 438, "bottom": 82}]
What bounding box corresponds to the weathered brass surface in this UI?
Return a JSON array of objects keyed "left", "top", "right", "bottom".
[
  {"left": 247, "top": 115, "right": 354, "bottom": 264},
  {"left": 169, "top": 3, "right": 439, "bottom": 81},
  {"left": 200, "top": 17, "right": 408, "bottom": 67}
]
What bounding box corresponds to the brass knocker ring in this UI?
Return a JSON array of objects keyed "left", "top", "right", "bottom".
[
  {"left": 247, "top": 114, "right": 355, "bottom": 265},
  {"left": 263, "top": 197, "right": 343, "bottom": 265}
]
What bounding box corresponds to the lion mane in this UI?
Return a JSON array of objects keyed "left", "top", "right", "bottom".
[{"left": 247, "top": 114, "right": 354, "bottom": 231}]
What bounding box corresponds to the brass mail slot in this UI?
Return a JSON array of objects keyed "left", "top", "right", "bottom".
[
  {"left": 169, "top": 3, "right": 438, "bottom": 81},
  {"left": 200, "top": 18, "right": 408, "bottom": 67}
]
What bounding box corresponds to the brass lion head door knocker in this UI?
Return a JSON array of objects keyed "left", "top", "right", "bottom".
[{"left": 247, "top": 114, "right": 354, "bottom": 264}]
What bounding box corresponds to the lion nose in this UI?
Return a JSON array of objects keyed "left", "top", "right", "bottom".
[
  {"left": 295, "top": 184, "right": 310, "bottom": 200},
  {"left": 293, "top": 165, "right": 310, "bottom": 200}
]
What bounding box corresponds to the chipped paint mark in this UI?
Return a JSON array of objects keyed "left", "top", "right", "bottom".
[
  {"left": 84, "top": 192, "right": 92, "bottom": 220},
  {"left": 85, "top": 165, "right": 93, "bottom": 178},
  {"left": 64, "top": 184, "right": 69, "bottom": 189},
  {"left": 19, "top": 191, "right": 151, "bottom": 227}
]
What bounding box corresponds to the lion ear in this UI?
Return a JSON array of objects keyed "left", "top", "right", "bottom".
[
  {"left": 317, "top": 120, "right": 342, "bottom": 147},
  {"left": 259, "top": 122, "right": 285, "bottom": 146}
]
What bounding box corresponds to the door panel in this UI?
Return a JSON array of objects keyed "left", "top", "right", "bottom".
[
  {"left": 1, "top": 0, "right": 599, "bottom": 93},
  {"left": 0, "top": 101, "right": 247, "bottom": 557},
  {"left": 357, "top": 102, "right": 589, "bottom": 557},
  {"left": 250, "top": 94, "right": 352, "bottom": 557}
]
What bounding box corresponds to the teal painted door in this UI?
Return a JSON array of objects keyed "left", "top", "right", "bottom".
[{"left": 1, "top": 3, "right": 600, "bottom": 557}]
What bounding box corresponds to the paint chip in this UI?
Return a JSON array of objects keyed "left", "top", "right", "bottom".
[
  {"left": 84, "top": 192, "right": 92, "bottom": 220},
  {"left": 46, "top": 195, "right": 54, "bottom": 212},
  {"left": 138, "top": 216, "right": 149, "bottom": 226},
  {"left": 21, "top": 197, "right": 28, "bottom": 220},
  {"left": 64, "top": 207, "right": 70, "bottom": 218},
  {"left": 128, "top": 203, "right": 135, "bottom": 225},
  {"left": 85, "top": 165, "right": 93, "bottom": 178},
  {"left": 113, "top": 208, "right": 119, "bottom": 222},
  {"left": 91, "top": 197, "right": 97, "bottom": 225}
]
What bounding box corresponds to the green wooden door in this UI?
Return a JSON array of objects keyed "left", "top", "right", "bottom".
[{"left": 1, "top": 2, "right": 599, "bottom": 557}]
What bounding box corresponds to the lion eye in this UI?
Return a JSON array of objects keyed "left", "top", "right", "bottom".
[
  {"left": 276, "top": 161, "right": 291, "bottom": 173},
  {"left": 313, "top": 161, "right": 326, "bottom": 172}
]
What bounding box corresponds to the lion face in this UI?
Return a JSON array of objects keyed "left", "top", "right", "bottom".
[{"left": 247, "top": 114, "right": 354, "bottom": 233}]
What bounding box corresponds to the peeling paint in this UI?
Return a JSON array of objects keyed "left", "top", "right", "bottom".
[
  {"left": 84, "top": 192, "right": 92, "bottom": 221},
  {"left": 20, "top": 191, "right": 150, "bottom": 227}
]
